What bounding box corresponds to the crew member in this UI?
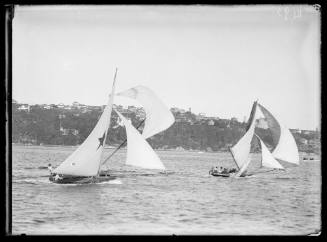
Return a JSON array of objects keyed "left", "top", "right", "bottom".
[{"left": 48, "top": 163, "right": 53, "bottom": 174}]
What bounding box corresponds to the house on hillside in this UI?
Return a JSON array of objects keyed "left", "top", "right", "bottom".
[
  {"left": 195, "top": 113, "right": 206, "bottom": 121},
  {"left": 207, "top": 120, "right": 215, "bottom": 126},
  {"left": 60, "top": 127, "right": 79, "bottom": 136},
  {"left": 171, "top": 107, "right": 186, "bottom": 114},
  {"left": 17, "top": 104, "right": 30, "bottom": 112},
  {"left": 256, "top": 118, "right": 269, "bottom": 129},
  {"left": 231, "top": 117, "right": 238, "bottom": 123},
  {"left": 290, "top": 128, "right": 301, "bottom": 134},
  {"left": 43, "top": 104, "right": 51, "bottom": 109},
  {"left": 301, "top": 130, "right": 315, "bottom": 135},
  {"left": 298, "top": 137, "right": 308, "bottom": 145}
]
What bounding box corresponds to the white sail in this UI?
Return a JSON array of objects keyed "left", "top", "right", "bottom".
[
  {"left": 53, "top": 77, "right": 117, "bottom": 176},
  {"left": 257, "top": 104, "right": 299, "bottom": 165},
  {"left": 272, "top": 123, "right": 300, "bottom": 165},
  {"left": 234, "top": 156, "right": 252, "bottom": 178},
  {"left": 115, "top": 109, "right": 166, "bottom": 170},
  {"left": 230, "top": 101, "right": 258, "bottom": 171},
  {"left": 256, "top": 135, "right": 284, "bottom": 169},
  {"left": 116, "top": 85, "right": 175, "bottom": 139}
]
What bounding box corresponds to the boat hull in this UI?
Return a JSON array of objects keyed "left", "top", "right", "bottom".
[
  {"left": 210, "top": 172, "right": 230, "bottom": 177},
  {"left": 209, "top": 170, "right": 234, "bottom": 177},
  {"left": 49, "top": 174, "right": 116, "bottom": 184}
]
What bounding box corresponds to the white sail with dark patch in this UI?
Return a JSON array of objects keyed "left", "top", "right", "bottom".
[
  {"left": 255, "top": 135, "right": 284, "bottom": 169},
  {"left": 257, "top": 103, "right": 299, "bottom": 165},
  {"left": 53, "top": 76, "right": 117, "bottom": 176},
  {"left": 116, "top": 85, "right": 175, "bottom": 139},
  {"left": 230, "top": 101, "right": 258, "bottom": 172},
  {"left": 115, "top": 109, "right": 166, "bottom": 170}
]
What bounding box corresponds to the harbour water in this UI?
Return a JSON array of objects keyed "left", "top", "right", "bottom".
[{"left": 12, "top": 144, "right": 321, "bottom": 235}]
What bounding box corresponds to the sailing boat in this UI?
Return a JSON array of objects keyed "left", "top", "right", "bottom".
[
  {"left": 229, "top": 101, "right": 299, "bottom": 178},
  {"left": 100, "top": 85, "right": 175, "bottom": 172},
  {"left": 49, "top": 69, "right": 118, "bottom": 184},
  {"left": 210, "top": 100, "right": 299, "bottom": 178}
]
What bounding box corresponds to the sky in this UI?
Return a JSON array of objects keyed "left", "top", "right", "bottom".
[{"left": 12, "top": 5, "right": 320, "bottom": 130}]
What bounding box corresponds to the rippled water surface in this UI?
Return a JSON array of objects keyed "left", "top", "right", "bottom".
[{"left": 12, "top": 145, "right": 321, "bottom": 235}]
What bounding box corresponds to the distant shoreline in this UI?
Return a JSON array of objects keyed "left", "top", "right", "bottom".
[
  {"left": 11, "top": 143, "right": 228, "bottom": 153},
  {"left": 11, "top": 143, "right": 320, "bottom": 158}
]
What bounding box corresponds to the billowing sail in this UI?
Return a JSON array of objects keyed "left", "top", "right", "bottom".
[
  {"left": 256, "top": 104, "right": 281, "bottom": 149},
  {"left": 255, "top": 135, "right": 284, "bottom": 169},
  {"left": 230, "top": 101, "right": 258, "bottom": 171},
  {"left": 116, "top": 85, "right": 175, "bottom": 139},
  {"left": 115, "top": 109, "right": 166, "bottom": 170},
  {"left": 53, "top": 78, "right": 116, "bottom": 176},
  {"left": 257, "top": 103, "right": 299, "bottom": 165}
]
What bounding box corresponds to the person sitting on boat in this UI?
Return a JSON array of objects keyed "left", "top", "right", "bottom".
[
  {"left": 217, "top": 166, "right": 223, "bottom": 173},
  {"left": 48, "top": 163, "right": 53, "bottom": 174},
  {"left": 209, "top": 166, "right": 218, "bottom": 175},
  {"left": 54, "top": 174, "right": 62, "bottom": 181},
  {"left": 228, "top": 168, "right": 237, "bottom": 173},
  {"left": 221, "top": 167, "right": 229, "bottom": 174}
]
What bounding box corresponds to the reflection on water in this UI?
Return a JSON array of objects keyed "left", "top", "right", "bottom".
[{"left": 12, "top": 145, "right": 321, "bottom": 235}]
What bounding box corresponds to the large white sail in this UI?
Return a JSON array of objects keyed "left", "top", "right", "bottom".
[
  {"left": 255, "top": 135, "right": 284, "bottom": 169},
  {"left": 272, "top": 123, "right": 300, "bottom": 165},
  {"left": 115, "top": 109, "right": 166, "bottom": 170},
  {"left": 116, "top": 85, "right": 175, "bottom": 139},
  {"left": 53, "top": 76, "right": 117, "bottom": 176},
  {"left": 257, "top": 104, "right": 299, "bottom": 165},
  {"left": 230, "top": 101, "right": 258, "bottom": 171}
]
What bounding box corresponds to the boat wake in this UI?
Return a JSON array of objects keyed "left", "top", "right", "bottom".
[
  {"left": 103, "top": 179, "right": 122, "bottom": 185},
  {"left": 244, "top": 174, "right": 256, "bottom": 178},
  {"left": 233, "top": 174, "right": 257, "bottom": 179},
  {"left": 274, "top": 177, "right": 297, "bottom": 180},
  {"left": 51, "top": 182, "right": 85, "bottom": 186},
  {"left": 49, "top": 178, "right": 123, "bottom": 185}
]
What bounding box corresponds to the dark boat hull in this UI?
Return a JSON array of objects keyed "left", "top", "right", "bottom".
[
  {"left": 210, "top": 172, "right": 230, "bottom": 177},
  {"left": 209, "top": 170, "right": 236, "bottom": 177},
  {"left": 49, "top": 174, "right": 116, "bottom": 184}
]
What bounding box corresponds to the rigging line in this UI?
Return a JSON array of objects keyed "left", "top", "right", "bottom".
[
  {"left": 102, "top": 118, "right": 146, "bottom": 166},
  {"left": 228, "top": 146, "right": 240, "bottom": 170}
]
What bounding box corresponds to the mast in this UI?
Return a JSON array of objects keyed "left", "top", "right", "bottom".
[
  {"left": 246, "top": 100, "right": 258, "bottom": 132},
  {"left": 97, "top": 68, "right": 118, "bottom": 176}
]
